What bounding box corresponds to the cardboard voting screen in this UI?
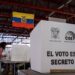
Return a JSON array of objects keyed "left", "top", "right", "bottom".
[
  {"left": 30, "top": 20, "right": 75, "bottom": 73},
  {"left": 11, "top": 45, "right": 30, "bottom": 62}
]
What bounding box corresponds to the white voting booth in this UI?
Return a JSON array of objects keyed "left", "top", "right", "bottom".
[
  {"left": 11, "top": 45, "right": 30, "bottom": 62},
  {"left": 30, "top": 20, "right": 75, "bottom": 73}
]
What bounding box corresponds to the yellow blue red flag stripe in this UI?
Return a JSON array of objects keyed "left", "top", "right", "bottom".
[
  {"left": 12, "top": 17, "right": 21, "bottom": 22},
  {"left": 12, "top": 12, "right": 34, "bottom": 19}
]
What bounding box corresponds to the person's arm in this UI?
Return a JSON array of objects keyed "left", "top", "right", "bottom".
[
  {"left": 2, "top": 50, "right": 7, "bottom": 57},
  {"left": 0, "top": 48, "right": 3, "bottom": 58}
]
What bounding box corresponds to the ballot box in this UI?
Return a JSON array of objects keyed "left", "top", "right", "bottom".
[{"left": 30, "top": 20, "right": 75, "bottom": 73}]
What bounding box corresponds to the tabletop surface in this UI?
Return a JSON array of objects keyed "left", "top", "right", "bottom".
[
  {"left": 18, "top": 69, "right": 75, "bottom": 75},
  {"left": 0, "top": 58, "right": 27, "bottom": 63}
]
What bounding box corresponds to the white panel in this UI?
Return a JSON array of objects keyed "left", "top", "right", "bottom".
[
  {"left": 30, "top": 20, "right": 75, "bottom": 73},
  {"left": 30, "top": 22, "right": 43, "bottom": 72},
  {"left": 49, "top": 17, "right": 66, "bottom": 23},
  {"left": 11, "top": 45, "right": 30, "bottom": 62}
]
